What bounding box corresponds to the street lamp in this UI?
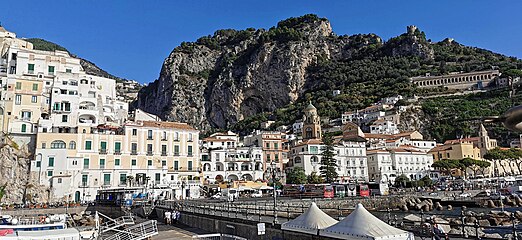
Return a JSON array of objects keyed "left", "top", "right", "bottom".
[{"left": 264, "top": 161, "right": 281, "bottom": 225}]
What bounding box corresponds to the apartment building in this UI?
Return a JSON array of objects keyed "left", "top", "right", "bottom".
[
  {"left": 244, "top": 130, "right": 286, "bottom": 172},
  {"left": 367, "top": 147, "right": 433, "bottom": 184},
  {"left": 31, "top": 120, "right": 200, "bottom": 202},
  {"left": 0, "top": 26, "right": 127, "bottom": 149}
]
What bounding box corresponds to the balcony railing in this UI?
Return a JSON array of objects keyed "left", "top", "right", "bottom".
[
  {"left": 147, "top": 137, "right": 153, "bottom": 140},
  {"left": 147, "top": 151, "right": 153, "bottom": 156},
  {"left": 161, "top": 138, "right": 167, "bottom": 141},
  {"left": 99, "top": 149, "right": 107, "bottom": 154},
  {"left": 161, "top": 152, "right": 167, "bottom": 156},
  {"left": 131, "top": 151, "right": 137, "bottom": 155},
  {"left": 79, "top": 182, "right": 89, "bottom": 188},
  {"left": 174, "top": 152, "right": 180, "bottom": 156},
  {"left": 114, "top": 150, "right": 121, "bottom": 155},
  {"left": 188, "top": 153, "right": 193, "bottom": 157}
]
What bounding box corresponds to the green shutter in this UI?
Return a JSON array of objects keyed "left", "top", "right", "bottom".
[
  {"left": 28, "top": 64, "right": 34, "bottom": 71},
  {"left": 48, "top": 66, "right": 55, "bottom": 73},
  {"left": 32, "top": 83, "right": 38, "bottom": 91},
  {"left": 83, "top": 158, "right": 89, "bottom": 168},
  {"left": 85, "top": 141, "right": 92, "bottom": 150},
  {"left": 115, "top": 159, "right": 120, "bottom": 166},
  {"left": 82, "top": 175, "right": 88, "bottom": 185},
  {"left": 47, "top": 171, "right": 53, "bottom": 177},
  {"left": 99, "top": 159, "right": 105, "bottom": 166},
  {"left": 120, "top": 174, "right": 126, "bottom": 183},
  {"left": 21, "top": 124, "right": 26, "bottom": 133},
  {"left": 48, "top": 157, "right": 54, "bottom": 167},
  {"left": 174, "top": 161, "right": 179, "bottom": 170},
  {"left": 115, "top": 142, "right": 121, "bottom": 151},
  {"left": 36, "top": 161, "right": 41, "bottom": 167},
  {"left": 100, "top": 141, "right": 107, "bottom": 150},
  {"left": 103, "top": 174, "right": 110, "bottom": 185},
  {"left": 15, "top": 82, "right": 21, "bottom": 89},
  {"left": 188, "top": 161, "right": 193, "bottom": 170},
  {"left": 174, "top": 145, "right": 179, "bottom": 154},
  {"left": 132, "top": 159, "right": 136, "bottom": 166}
]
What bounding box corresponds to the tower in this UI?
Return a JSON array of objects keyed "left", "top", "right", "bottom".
[
  {"left": 302, "top": 102, "right": 322, "bottom": 140},
  {"left": 478, "top": 123, "right": 490, "bottom": 157}
]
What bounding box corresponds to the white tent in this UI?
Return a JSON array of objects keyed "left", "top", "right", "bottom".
[
  {"left": 320, "top": 203, "right": 414, "bottom": 240},
  {"left": 281, "top": 202, "right": 338, "bottom": 235}
]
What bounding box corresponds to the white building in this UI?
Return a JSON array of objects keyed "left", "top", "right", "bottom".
[
  {"left": 367, "top": 147, "right": 433, "bottom": 184},
  {"left": 370, "top": 120, "right": 399, "bottom": 135},
  {"left": 201, "top": 146, "right": 264, "bottom": 183},
  {"left": 292, "top": 120, "right": 303, "bottom": 135}
]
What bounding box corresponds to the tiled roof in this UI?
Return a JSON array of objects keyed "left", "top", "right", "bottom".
[{"left": 138, "top": 121, "right": 196, "bottom": 130}]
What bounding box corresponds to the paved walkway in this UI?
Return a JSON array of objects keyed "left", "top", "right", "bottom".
[{"left": 153, "top": 221, "right": 210, "bottom": 239}]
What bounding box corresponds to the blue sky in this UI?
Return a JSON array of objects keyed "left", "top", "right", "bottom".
[{"left": 3, "top": 1, "right": 521, "bottom": 84}]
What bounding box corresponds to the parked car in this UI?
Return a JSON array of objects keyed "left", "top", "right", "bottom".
[
  {"left": 250, "top": 191, "right": 263, "bottom": 198},
  {"left": 474, "top": 191, "right": 490, "bottom": 197}
]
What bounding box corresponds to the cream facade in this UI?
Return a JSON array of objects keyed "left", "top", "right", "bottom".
[{"left": 31, "top": 121, "right": 200, "bottom": 202}]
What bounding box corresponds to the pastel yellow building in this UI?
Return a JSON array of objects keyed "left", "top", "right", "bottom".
[{"left": 31, "top": 120, "right": 200, "bottom": 202}]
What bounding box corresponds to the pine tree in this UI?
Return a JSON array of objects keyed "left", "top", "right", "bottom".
[{"left": 320, "top": 134, "right": 338, "bottom": 183}]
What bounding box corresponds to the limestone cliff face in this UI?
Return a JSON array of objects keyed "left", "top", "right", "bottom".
[
  {"left": 134, "top": 15, "right": 431, "bottom": 131},
  {"left": 0, "top": 141, "right": 47, "bottom": 204}
]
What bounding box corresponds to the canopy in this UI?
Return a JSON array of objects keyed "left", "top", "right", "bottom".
[
  {"left": 320, "top": 203, "right": 413, "bottom": 240},
  {"left": 281, "top": 202, "right": 338, "bottom": 235}
]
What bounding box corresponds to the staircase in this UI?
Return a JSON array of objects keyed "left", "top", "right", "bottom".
[
  {"left": 98, "top": 213, "right": 135, "bottom": 233},
  {"left": 102, "top": 220, "right": 158, "bottom": 240}
]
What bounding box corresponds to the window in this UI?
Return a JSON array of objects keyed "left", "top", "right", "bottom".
[
  {"left": 48, "top": 66, "right": 55, "bottom": 74},
  {"left": 267, "top": 154, "right": 271, "bottom": 162},
  {"left": 155, "top": 173, "right": 160, "bottom": 183},
  {"left": 48, "top": 157, "right": 55, "bottom": 167},
  {"left": 162, "top": 160, "right": 166, "bottom": 167},
  {"left": 53, "top": 103, "right": 60, "bottom": 111},
  {"left": 274, "top": 143, "right": 279, "bottom": 149},
  {"left": 188, "top": 133, "right": 193, "bottom": 141},
  {"left": 174, "top": 132, "right": 179, "bottom": 141},
  {"left": 103, "top": 174, "right": 110, "bottom": 185},
  {"left": 15, "top": 82, "right": 21, "bottom": 90},
  {"left": 58, "top": 178, "right": 62, "bottom": 184},
  {"left": 21, "top": 124, "right": 27, "bottom": 133},
  {"left": 72, "top": 159, "right": 78, "bottom": 165},
  {"left": 100, "top": 141, "right": 107, "bottom": 150},
  {"left": 15, "top": 95, "right": 21, "bottom": 105},
  {"left": 36, "top": 161, "right": 41, "bottom": 167},
  {"left": 188, "top": 146, "right": 193, "bottom": 156},
  {"left": 114, "top": 142, "right": 121, "bottom": 153},
  {"left": 310, "top": 146, "right": 318, "bottom": 154},
  {"left": 131, "top": 143, "right": 137, "bottom": 154},
  {"left": 62, "top": 115, "right": 68, "bottom": 122},
  {"left": 174, "top": 161, "right": 179, "bottom": 170},
  {"left": 132, "top": 129, "right": 137, "bottom": 136},
  {"left": 265, "top": 143, "right": 270, "bottom": 149},
  {"left": 50, "top": 140, "right": 66, "bottom": 149},
  {"left": 31, "top": 96, "right": 37, "bottom": 103},
  {"left": 174, "top": 145, "right": 180, "bottom": 155},
  {"left": 21, "top": 111, "right": 32, "bottom": 120},
  {"left": 85, "top": 140, "right": 92, "bottom": 150},
  {"left": 115, "top": 174, "right": 126, "bottom": 186},
  {"left": 42, "top": 143, "right": 46, "bottom": 149},
  {"left": 47, "top": 171, "right": 53, "bottom": 177},
  {"left": 28, "top": 64, "right": 34, "bottom": 73},
  {"left": 161, "top": 145, "right": 167, "bottom": 155},
  {"left": 132, "top": 159, "right": 137, "bottom": 166},
  {"left": 147, "top": 130, "right": 153, "bottom": 140},
  {"left": 83, "top": 158, "right": 89, "bottom": 168},
  {"left": 69, "top": 141, "right": 76, "bottom": 149},
  {"left": 81, "top": 175, "right": 88, "bottom": 186},
  {"left": 99, "top": 159, "right": 105, "bottom": 169},
  {"left": 162, "top": 131, "right": 167, "bottom": 140},
  {"left": 188, "top": 161, "right": 193, "bottom": 171},
  {"left": 147, "top": 144, "right": 153, "bottom": 155},
  {"left": 115, "top": 159, "right": 120, "bottom": 166},
  {"left": 275, "top": 154, "right": 279, "bottom": 162},
  {"left": 32, "top": 83, "right": 38, "bottom": 91},
  {"left": 148, "top": 160, "right": 152, "bottom": 166}
]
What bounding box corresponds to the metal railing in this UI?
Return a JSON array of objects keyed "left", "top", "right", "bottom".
[
  {"left": 103, "top": 220, "right": 158, "bottom": 240},
  {"left": 192, "top": 234, "right": 247, "bottom": 240}
]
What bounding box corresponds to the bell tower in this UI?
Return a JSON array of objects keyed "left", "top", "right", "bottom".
[{"left": 302, "top": 102, "right": 322, "bottom": 140}]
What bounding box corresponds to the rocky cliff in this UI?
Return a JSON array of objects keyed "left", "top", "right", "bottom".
[
  {"left": 134, "top": 15, "right": 433, "bottom": 131},
  {"left": 0, "top": 139, "right": 48, "bottom": 204}
]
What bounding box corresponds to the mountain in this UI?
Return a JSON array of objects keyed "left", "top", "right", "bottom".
[{"left": 134, "top": 14, "right": 522, "bottom": 139}]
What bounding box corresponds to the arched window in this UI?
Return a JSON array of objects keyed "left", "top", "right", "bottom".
[
  {"left": 294, "top": 157, "right": 302, "bottom": 163},
  {"left": 21, "top": 124, "right": 27, "bottom": 133},
  {"left": 82, "top": 129, "right": 87, "bottom": 133},
  {"left": 51, "top": 140, "right": 66, "bottom": 149},
  {"left": 305, "top": 127, "right": 312, "bottom": 139},
  {"left": 69, "top": 141, "right": 76, "bottom": 149},
  {"left": 310, "top": 156, "right": 319, "bottom": 164}
]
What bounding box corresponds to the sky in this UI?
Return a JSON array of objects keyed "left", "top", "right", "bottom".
[{"left": 3, "top": 0, "right": 522, "bottom": 84}]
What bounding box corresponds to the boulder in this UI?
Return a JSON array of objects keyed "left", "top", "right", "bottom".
[{"left": 447, "top": 205, "right": 453, "bottom": 210}]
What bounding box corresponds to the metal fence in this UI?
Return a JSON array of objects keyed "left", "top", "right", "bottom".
[{"left": 158, "top": 199, "right": 522, "bottom": 239}]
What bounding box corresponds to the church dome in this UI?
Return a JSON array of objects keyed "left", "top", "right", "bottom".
[{"left": 304, "top": 102, "right": 317, "bottom": 111}]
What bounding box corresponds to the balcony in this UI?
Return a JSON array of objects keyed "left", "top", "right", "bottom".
[
  {"left": 188, "top": 153, "right": 193, "bottom": 157},
  {"left": 161, "top": 152, "right": 167, "bottom": 156},
  {"left": 147, "top": 151, "right": 153, "bottom": 156},
  {"left": 161, "top": 138, "right": 167, "bottom": 141},
  {"left": 99, "top": 149, "right": 107, "bottom": 154},
  {"left": 131, "top": 150, "right": 137, "bottom": 155},
  {"left": 147, "top": 137, "right": 153, "bottom": 140},
  {"left": 114, "top": 150, "right": 121, "bottom": 155},
  {"left": 174, "top": 152, "right": 180, "bottom": 156},
  {"left": 78, "top": 182, "right": 89, "bottom": 188}
]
